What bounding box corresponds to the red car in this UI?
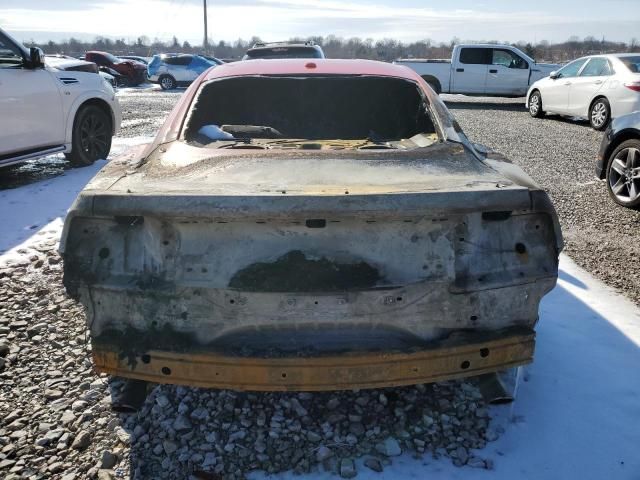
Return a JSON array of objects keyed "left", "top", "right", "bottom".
[
  {"left": 85, "top": 51, "right": 146, "bottom": 86},
  {"left": 62, "top": 59, "right": 562, "bottom": 392}
]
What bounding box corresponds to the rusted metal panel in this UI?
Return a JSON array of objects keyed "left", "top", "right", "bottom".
[{"left": 92, "top": 329, "right": 535, "bottom": 391}]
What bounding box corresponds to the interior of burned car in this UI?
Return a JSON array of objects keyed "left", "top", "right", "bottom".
[{"left": 184, "top": 75, "right": 438, "bottom": 148}]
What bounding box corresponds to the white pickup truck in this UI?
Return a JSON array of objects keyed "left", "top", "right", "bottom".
[{"left": 395, "top": 44, "right": 558, "bottom": 97}]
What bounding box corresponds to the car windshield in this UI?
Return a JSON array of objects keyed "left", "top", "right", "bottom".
[
  {"left": 620, "top": 56, "right": 640, "bottom": 73},
  {"left": 184, "top": 75, "right": 438, "bottom": 150},
  {"left": 244, "top": 46, "right": 323, "bottom": 60}
]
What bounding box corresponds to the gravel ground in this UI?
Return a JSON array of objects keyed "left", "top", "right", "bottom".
[
  {"left": 0, "top": 87, "right": 638, "bottom": 479},
  {"left": 444, "top": 95, "right": 640, "bottom": 304},
  {"left": 0, "top": 235, "right": 497, "bottom": 479}
]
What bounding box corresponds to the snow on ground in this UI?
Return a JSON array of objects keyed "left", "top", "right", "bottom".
[
  {"left": 1, "top": 149, "right": 639, "bottom": 479},
  {"left": 0, "top": 136, "right": 151, "bottom": 256}
]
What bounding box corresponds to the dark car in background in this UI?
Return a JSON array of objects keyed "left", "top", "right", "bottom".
[
  {"left": 119, "top": 55, "right": 151, "bottom": 65},
  {"left": 85, "top": 51, "right": 147, "bottom": 86},
  {"left": 242, "top": 41, "right": 325, "bottom": 60},
  {"left": 596, "top": 111, "right": 640, "bottom": 209}
]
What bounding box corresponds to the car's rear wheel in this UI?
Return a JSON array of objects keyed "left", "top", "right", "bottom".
[
  {"left": 65, "top": 105, "right": 112, "bottom": 167},
  {"left": 590, "top": 97, "right": 610, "bottom": 130},
  {"left": 528, "top": 91, "right": 544, "bottom": 118},
  {"left": 160, "top": 75, "right": 176, "bottom": 90},
  {"left": 606, "top": 139, "right": 640, "bottom": 209}
]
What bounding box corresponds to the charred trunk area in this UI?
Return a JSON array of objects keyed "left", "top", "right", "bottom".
[{"left": 185, "top": 75, "right": 435, "bottom": 141}]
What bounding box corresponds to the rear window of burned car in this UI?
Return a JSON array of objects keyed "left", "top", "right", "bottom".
[{"left": 183, "top": 75, "right": 439, "bottom": 145}]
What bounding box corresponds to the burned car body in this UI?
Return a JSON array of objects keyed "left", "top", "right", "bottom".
[{"left": 61, "top": 59, "right": 562, "bottom": 391}]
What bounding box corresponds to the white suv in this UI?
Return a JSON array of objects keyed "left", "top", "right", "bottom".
[{"left": 0, "top": 29, "right": 121, "bottom": 167}]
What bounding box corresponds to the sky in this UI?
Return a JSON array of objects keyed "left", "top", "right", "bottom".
[{"left": 2, "top": 0, "right": 640, "bottom": 45}]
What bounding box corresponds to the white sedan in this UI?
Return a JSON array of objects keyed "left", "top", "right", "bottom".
[{"left": 526, "top": 54, "right": 640, "bottom": 130}]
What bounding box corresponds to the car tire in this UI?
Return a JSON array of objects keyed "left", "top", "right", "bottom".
[
  {"left": 528, "top": 90, "right": 544, "bottom": 118},
  {"left": 606, "top": 139, "right": 640, "bottom": 209},
  {"left": 65, "top": 105, "right": 112, "bottom": 167},
  {"left": 159, "top": 75, "right": 176, "bottom": 90},
  {"left": 589, "top": 97, "right": 610, "bottom": 130}
]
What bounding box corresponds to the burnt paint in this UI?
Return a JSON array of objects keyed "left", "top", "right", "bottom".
[{"left": 228, "top": 250, "right": 381, "bottom": 292}]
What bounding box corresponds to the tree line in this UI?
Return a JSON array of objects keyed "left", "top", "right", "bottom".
[{"left": 26, "top": 34, "right": 640, "bottom": 63}]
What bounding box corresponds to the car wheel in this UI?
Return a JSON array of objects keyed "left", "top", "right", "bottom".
[
  {"left": 65, "top": 105, "right": 112, "bottom": 167},
  {"left": 589, "top": 98, "right": 610, "bottom": 130},
  {"left": 528, "top": 91, "right": 544, "bottom": 118},
  {"left": 160, "top": 75, "right": 176, "bottom": 90},
  {"left": 606, "top": 139, "right": 640, "bottom": 209}
]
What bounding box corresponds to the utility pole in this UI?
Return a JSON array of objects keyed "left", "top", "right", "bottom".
[{"left": 203, "top": 0, "right": 209, "bottom": 54}]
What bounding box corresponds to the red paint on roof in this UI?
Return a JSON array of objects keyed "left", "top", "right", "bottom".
[{"left": 202, "top": 59, "right": 421, "bottom": 82}]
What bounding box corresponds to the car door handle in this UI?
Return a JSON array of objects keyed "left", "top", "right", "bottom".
[
  {"left": 594, "top": 80, "right": 603, "bottom": 85},
  {"left": 489, "top": 69, "right": 498, "bottom": 74},
  {"left": 564, "top": 81, "right": 572, "bottom": 86},
  {"left": 456, "top": 68, "right": 464, "bottom": 72}
]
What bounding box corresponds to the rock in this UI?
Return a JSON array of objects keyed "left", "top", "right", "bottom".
[
  {"left": 115, "top": 427, "right": 131, "bottom": 445},
  {"left": 456, "top": 446, "right": 469, "bottom": 464},
  {"left": 71, "top": 400, "right": 88, "bottom": 412},
  {"left": 316, "top": 445, "right": 333, "bottom": 462},
  {"left": 163, "top": 440, "right": 178, "bottom": 455},
  {"left": 60, "top": 410, "right": 75, "bottom": 425},
  {"left": 339, "top": 458, "right": 357, "bottom": 478},
  {"left": 173, "top": 415, "right": 193, "bottom": 432},
  {"left": 349, "top": 422, "right": 365, "bottom": 436},
  {"left": 71, "top": 430, "right": 91, "bottom": 450},
  {"left": 376, "top": 437, "right": 402, "bottom": 457},
  {"left": 45, "top": 389, "right": 64, "bottom": 400},
  {"left": 9, "top": 429, "right": 27, "bottom": 440},
  {"left": 327, "top": 397, "right": 340, "bottom": 410},
  {"left": 97, "top": 469, "right": 115, "bottom": 480},
  {"left": 306, "top": 431, "right": 322, "bottom": 442},
  {"left": 467, "top": 456, "right": 486, "bottom": 468},
  {"left": 290, "top": 398, "right": 308, "bottom": 417},
  {"left": 364, "top": 457, "right": 383, "bottom": 472},
  {"left": 156, "top": 395, "right": 170, "bottom": 408},
  {"left": 202, "top": 452, "right": 217, "bottom": 467},
  {"left": 100, "top": 450, "right": 118, "bottom": 469},
  {"left": 190, "top": 407, "right": 209, "bottom": 422},
  {"left": 0, "top": 339, "right": 9, "bottom": 356}
]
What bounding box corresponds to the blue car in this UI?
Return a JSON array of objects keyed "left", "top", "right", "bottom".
[{"left": 147, "top": 54, "right": 222, "bottom": 90}]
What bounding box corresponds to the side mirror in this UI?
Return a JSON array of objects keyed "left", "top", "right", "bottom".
[
  {"left": 26, "top": 47, "right": 45, "bottom": 69},
  {"left": 549, "top": 71, "right": 560, "bottom": 80}
]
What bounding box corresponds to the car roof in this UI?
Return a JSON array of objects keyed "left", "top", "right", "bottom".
[{"left": 203, "top": 59, "right": 420, "bottom": 82}]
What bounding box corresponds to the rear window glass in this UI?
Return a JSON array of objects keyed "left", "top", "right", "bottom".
[
  {"left": 620, "top": 56, "right": 640, "bottom": 73},
  {"left": 244, "top": 47, "right": 322, "bottom": 60},
  {"left": 459, "top": 48, "right": 490, "bottom": 65},
  {"left": 184, "top": 76, "right": 437, "bottom": 145},
  {"left": 580, "top": 58, "right": 612, "bottom": 76}
]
